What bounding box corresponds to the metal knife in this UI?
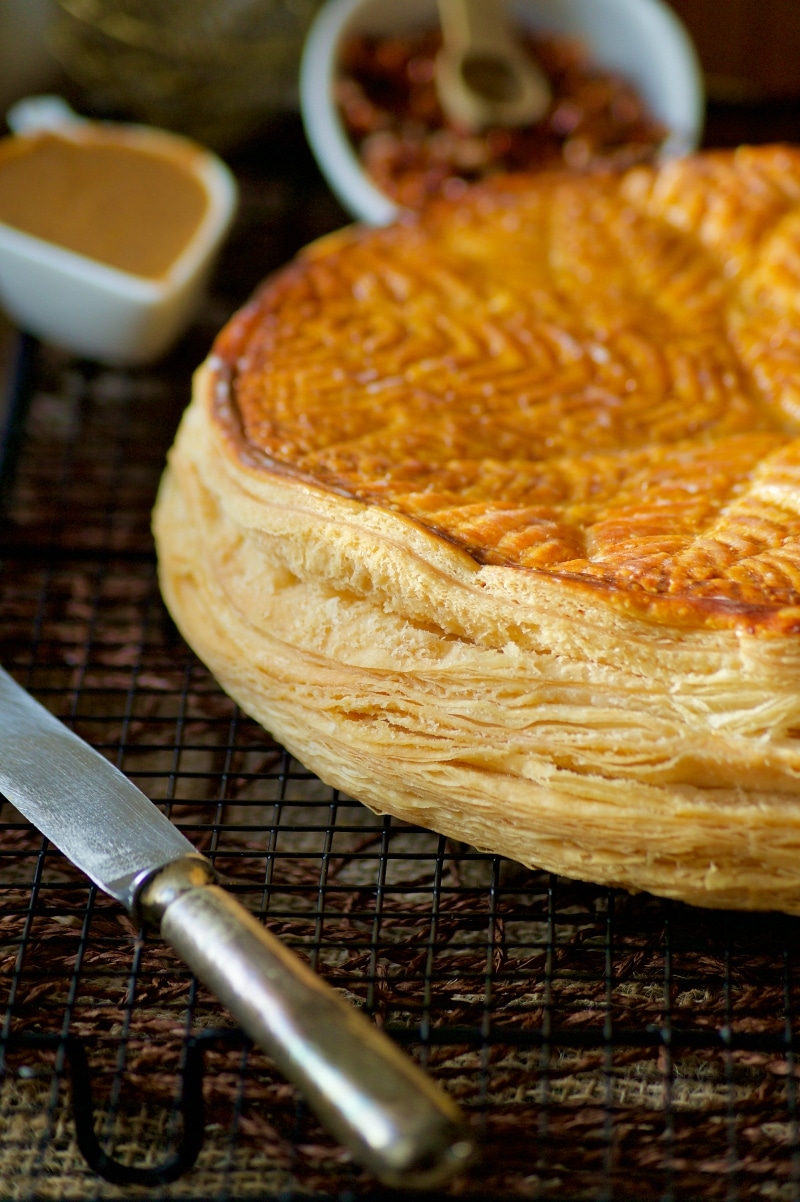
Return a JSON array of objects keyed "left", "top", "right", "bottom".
[{"left": 0, "top": 665, "right": 474, "bottom": 1187}]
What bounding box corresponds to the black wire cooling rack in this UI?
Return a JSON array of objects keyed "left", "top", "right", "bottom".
[{"left": 3, "top": 116, "right": 800, "bottom": 1202}]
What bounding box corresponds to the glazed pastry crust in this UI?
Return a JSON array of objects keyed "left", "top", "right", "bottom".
[{"left": 154, "top": 147, "right": 800, "bottom": 913}]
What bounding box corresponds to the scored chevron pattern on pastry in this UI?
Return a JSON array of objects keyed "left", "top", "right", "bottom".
[{"left": 216, "top": 147, "right": 800, "bottom": 616}]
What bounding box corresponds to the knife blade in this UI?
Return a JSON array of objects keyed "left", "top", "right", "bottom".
[{"left": 0, "top": 665, "right": 474, "bottom": 1187}]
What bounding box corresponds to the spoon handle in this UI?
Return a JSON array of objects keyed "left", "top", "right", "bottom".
[{"left": 437, "top": 0, "right": 515, "bottom": 54}]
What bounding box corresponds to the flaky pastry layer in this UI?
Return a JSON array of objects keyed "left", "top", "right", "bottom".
[{"left": 154, "top": 148, "right": 800, "bottom": 912}]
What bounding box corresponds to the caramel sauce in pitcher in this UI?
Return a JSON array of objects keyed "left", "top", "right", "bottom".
[{"left": 0, "top": 131, "right": 209, "bottom": 277}]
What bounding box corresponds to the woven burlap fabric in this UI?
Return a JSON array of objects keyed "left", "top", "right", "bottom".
[
  {"left": 2, "top": 1040, "right": 796, "bottom": 1201},
  {"left": 2, "top": 766, "right": 799, "bottom": 1200},
  {"left": 0, "top": 1075, "right": 299, "bottom": 1200}
]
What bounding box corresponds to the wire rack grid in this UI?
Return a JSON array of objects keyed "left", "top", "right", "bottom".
[{"left": 2, "top": 118, "right": 800, "bottom": 1202}]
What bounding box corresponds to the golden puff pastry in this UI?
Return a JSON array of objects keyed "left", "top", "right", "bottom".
[{"left": 154, "top": 147, "right": 800, "bottom": 914}]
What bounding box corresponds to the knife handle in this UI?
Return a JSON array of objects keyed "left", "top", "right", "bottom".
[{"left": 137, "top": 857, "right": 474, "bottom": 1188}]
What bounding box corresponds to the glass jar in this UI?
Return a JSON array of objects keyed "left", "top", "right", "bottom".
[{"left": 48, "top": 0, "right": 324, "bottom": 149}]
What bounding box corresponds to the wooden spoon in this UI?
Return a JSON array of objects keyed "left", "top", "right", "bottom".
[{"left": 435, "top": 0, "right": 552, "bottom": 132}]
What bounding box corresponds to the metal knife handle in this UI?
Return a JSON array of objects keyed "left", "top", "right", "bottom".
[{"left": 137, "top": 857, "right": 474, "bottom": 1188}]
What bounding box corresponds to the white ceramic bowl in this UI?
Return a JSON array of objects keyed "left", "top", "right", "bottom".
[
  {"left": 301, "top": 0, "right": 705, "bottom": 226},
  {"left": 0, "top": 97, "right": 238, "bottom": 366}
]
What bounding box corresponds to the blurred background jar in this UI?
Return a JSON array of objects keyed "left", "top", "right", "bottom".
[{"left": 44, "top": 0, "right": 324, "bottom": 150}]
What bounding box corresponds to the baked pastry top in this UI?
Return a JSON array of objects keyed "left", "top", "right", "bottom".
[
  {"left": 214, "top": 146, "right": 800, "bottom": 629},
  {"left": 154, "top": 146, "right": 800, "bottom": 914}
]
